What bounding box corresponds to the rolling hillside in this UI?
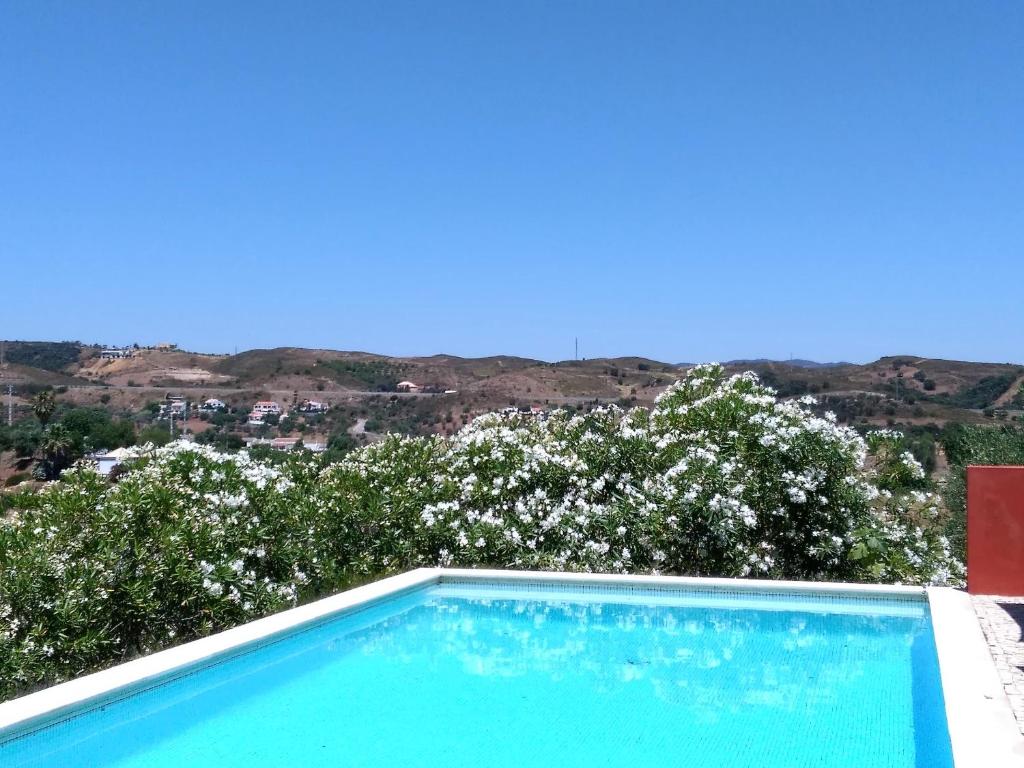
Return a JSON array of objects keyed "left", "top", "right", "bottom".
[{"left": 2, "top": 341, "right": 1022, "bottom": 434}]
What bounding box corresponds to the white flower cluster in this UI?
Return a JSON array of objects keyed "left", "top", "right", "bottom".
[
  {"left": 0, "top": 441, "right": 329, "bottom": 699},
  {"left": 314, "top": 363, "right": 960, "bottom": 585},
  {"left": 0, "top": 364, "right": 964, "bottom": 704}
]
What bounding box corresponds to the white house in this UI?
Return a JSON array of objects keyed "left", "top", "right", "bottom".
[
  {"left": 244, "top": 437, "right": 328, "bottom": 453},
  {"left": 100, "top": 348, "right": 133, "bottom": 360},
  {"left": 248, "top": 400, "right": 281, "bottom": 425},
  {"left": 396, "top": 381, "right": 421, "bottom": 392},
  {"left": 200, "top": 398, "right": 226, "bottom": 411},
  {"left": 159, "top": 397, "right": 187, "bottom": 419},
  {"left": 297, "top": 399, "right": 328, "bottom": 413},
  {"left": 88, "top": 447, "right": 134, "bottom": 476}
]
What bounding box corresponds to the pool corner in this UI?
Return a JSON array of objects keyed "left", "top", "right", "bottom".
[{"left": 926, "top": 586, "right": 1024, "bottom": 767}]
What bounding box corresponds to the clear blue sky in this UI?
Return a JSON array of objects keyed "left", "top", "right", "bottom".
[{"left": 1, "top": 2, "right": 1021, "bottom": 363}]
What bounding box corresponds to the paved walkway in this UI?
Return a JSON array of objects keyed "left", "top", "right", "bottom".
[{"left": 973, "top": 595, "right": 1024, "bottom": 733}]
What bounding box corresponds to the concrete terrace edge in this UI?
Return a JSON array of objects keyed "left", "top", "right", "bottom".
[
  {"left": 927, "top": 587, "right": 1024, "bottom": 767},
  {"left": 0, "top": 569, "right": 1018, "bottom": 768}
]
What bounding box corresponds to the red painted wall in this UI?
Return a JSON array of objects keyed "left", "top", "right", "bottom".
[{"left": 967, "top": 465, "right": 1024, "bottom": 595}]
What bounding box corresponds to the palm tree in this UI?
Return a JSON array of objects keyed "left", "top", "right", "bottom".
[
  {"left": 31, "top": 390, "right": 56, "bottom": 426},
  {"left": 38, "top": 424, "right": 73, "bottom": 479}
]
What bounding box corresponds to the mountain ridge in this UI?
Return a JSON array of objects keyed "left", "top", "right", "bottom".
[{"left": 1, "top": 341, "right": 1021, "bottom": 429}]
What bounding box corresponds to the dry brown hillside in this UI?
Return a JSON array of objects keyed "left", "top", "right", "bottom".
[{"left": 2, "top": 342, "right": 1021, "bottom": 436}]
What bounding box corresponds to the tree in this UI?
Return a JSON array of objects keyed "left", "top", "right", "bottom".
[
  {"left": 59, "top": 407, "right": 135, "bottom": 452},
  {"left": 1, "top": 422, "right": 41, "bottom": 458},
  {"left": 38, "top": 424, "right": 74, "bottom": 479},
  {"left": 138, "top": 425, "right": 172, "bottom": 447},
  {"left": 31, "top": 390, "right": 57, "bottom": 426},
  {"left": 322, "top": 431, "right": 357, "bottom": 463}
]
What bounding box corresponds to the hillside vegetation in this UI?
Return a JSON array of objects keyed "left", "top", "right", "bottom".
[
  {"left": 0, "top": 341, "right": 83, "bottom": 372},
  {"left": 3, "top": 341, "right": 1021, "bottom": 414},
  {"left": 939, "top": 424, "right": 1024, "bottom": 561},
  {"left": 2, "top": 341, "right": 1022, "bottom": 487}
]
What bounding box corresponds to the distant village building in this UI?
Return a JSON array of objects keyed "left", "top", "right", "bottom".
[
  {"left": 100, "top": 348, "right": 133, "bottom": 360},
  {"left": 297, "top": 399, "right": 328, "bottom": 413},
  {"left": 88, "top": 447, "right": 134, "bottom": 476},
  {"left": 159, "top": 394, "right": 188, "bottom": 418},
  {"left": 244, "top": 437, "right": 327, "bottom": 453},
  {"left": 160, "top": 401, "right": 187, "bottom": 418},
  {"left": 155, "top": 342, "right": 177, "bottom": 351},
  {"left": 200, "top": 398, "right": 227, "bottom": 411},
  {"left": 396, "top": 381, "right": 421, "bottom": 392},
  {"left": 248, "top": 400, "right": 281, "bottom": 425}
]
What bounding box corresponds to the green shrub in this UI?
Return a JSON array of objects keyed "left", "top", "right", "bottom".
[
  {"left": 0, "top": 365, "right": 962, "bottom": 703},
  {"left": 3, "top": 473, "right": 28, "bottom": 488},
  {"left": 940, "top": 424, "right": 1024, "bottom": 561},
  {"left": 137, "top": 425, "right": 172, "bottom": 447},
  {"left": 932, "top": 373, "right": 1018, "bottom": 410}
]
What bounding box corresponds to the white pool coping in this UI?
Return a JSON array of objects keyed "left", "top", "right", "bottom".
[
  {"left": 0, "top": 568, "right": 1022, "bottom": 767},
  {"left": 927, "top": 586, "right": 1024, "bottom": 766}
]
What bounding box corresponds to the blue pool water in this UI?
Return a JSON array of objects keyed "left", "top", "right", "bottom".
[{"left": 0, "top": 581, "right": 953, "bottom": 768}]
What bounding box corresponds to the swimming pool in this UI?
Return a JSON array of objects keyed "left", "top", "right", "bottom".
[{"left": 0, "top": 570, "right": 1019, "bottom": 767}]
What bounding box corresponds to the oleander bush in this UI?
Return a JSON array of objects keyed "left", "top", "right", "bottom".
[{"left": 0, "top": 364, "right": 962, "bottom": 702}]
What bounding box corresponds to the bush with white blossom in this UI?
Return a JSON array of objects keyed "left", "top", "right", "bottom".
[{"left": 0, "top": 364, "right": 961, "bottom": 701}]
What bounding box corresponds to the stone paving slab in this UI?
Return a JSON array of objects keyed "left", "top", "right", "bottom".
[{"left": 973, "top": 595, "right": 1024, "bottom": 734}]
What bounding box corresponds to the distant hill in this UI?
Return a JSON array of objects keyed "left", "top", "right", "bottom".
[
  {"left": 0, "top": 340, "right": 86, "bottom": 372},
  {"left": 725, "top": 358, "right": 852, "bottom": 369},
  {"left": 2, "top": 341, "right": 1021, "bottom": 434}
]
